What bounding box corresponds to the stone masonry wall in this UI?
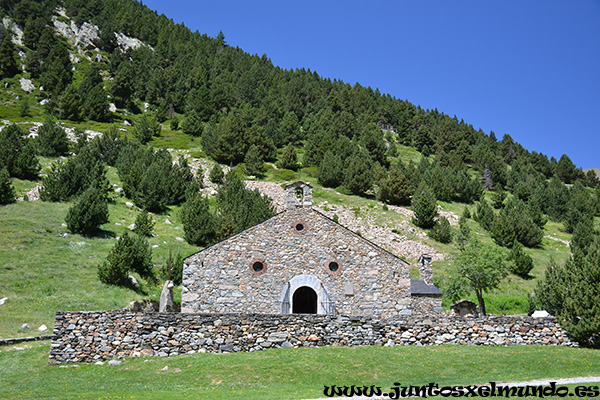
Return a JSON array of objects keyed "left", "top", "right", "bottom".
[
  {"left": 49, "top": 311, "right": 576, "bottom": 364},
  {"left": 182, "top": 207, "right": 413, "bottom": 317}
]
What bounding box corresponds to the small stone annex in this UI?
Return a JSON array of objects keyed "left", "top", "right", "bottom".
[{"left": 182, "top": 182, "right": 442, "bottom": 318}]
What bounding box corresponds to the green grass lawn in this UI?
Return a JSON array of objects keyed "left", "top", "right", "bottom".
[{"left": 1, "top": 343, "right": 599, "bottom": 399}]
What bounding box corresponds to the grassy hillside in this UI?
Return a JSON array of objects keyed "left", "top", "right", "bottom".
[{"left": 1, "top": 342, "right": 599, "bottom": 399}]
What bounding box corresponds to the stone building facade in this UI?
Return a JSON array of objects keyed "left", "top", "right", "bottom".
[{"left": 182, "top": 182, "right": 442, "bottom": 317}]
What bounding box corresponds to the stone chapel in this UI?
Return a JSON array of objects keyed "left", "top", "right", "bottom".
[{"left": 181, "top": 182, "right": 441, "bottom": 317}]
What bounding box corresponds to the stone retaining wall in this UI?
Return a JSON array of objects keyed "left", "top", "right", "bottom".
[{"left": 49, "top": 311, "right": 576, "bottom": 364}]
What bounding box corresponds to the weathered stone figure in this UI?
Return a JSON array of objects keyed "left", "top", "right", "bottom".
[{"left": 159, "top": 280, "right": 175, "bottom": 312}]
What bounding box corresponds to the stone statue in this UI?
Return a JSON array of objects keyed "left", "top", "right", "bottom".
[{"left": 159, "top": 280, "right": 175, "bottom": 312}]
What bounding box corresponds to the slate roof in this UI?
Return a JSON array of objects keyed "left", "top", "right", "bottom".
[{"left": 410, "top": 280, "right": 442, "bottom": 296}]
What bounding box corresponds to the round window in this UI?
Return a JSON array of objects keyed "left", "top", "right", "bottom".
[
  {"left": 328, "top": 261, "right": 339, "bottom": 272},
  {"left": 252, "top": 261, "right": 264, "bottom": 272},
  {"left": 295, "top": 223, "right": 304, "bottom": 232}
]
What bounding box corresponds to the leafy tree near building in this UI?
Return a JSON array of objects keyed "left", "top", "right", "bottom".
[{"left": 444, "top": 239, "right": 508, "bottom": 316}]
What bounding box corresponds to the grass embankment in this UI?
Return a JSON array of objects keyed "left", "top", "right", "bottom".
[
  {"left": 0, "top": 186, "right": 196, "bottom": 339},
  {"left": 0, "top": 343, "right": 598, "bottom": 399}
]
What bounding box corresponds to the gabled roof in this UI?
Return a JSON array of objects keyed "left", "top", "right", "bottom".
[
  {"left": 184, "top": 207, "right": 410, "bottom": 268},
  {"left": 410, "top": 280, "right": 442, "bottom": 296}
]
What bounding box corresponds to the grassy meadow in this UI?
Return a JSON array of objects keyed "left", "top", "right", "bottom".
[{"left": 1, "top": 342, "right": 599, "bottom": 399}]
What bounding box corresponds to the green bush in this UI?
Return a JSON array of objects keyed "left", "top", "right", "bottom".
[
  {"left": 133, "top": 113, "right": 161, "bottom": 144},
  {"left": 133, "top": 210, "right": 155, "bottom": 237},
  {"left": 378, "top": 168, "right": 412, "bottom": 206},
  {"left": 509, "top": 241, "right": 534, "bottom": 277},
  {"left": 0, "top": 124, "right": 40, "bottom": 180},
  {"left": 411, "top": 184, "right": 437, "bottom": 229},
  {"left": 37, "top": 117, "right": 70, "bottom": 157},
  {"left": 209, "top": 163, "right": 224, "bottom": 184},
  {"left": 181, "top": 191, "right": 217, "bottom": 246},
  {"left": 430, "top": 216, "right": 453, "bottom": 243},
  {"left": 65, "top": 187, "right": 109, "bottom": 236},
  {"left": 98, "top": 232, "right": 154, "bottom": 286},
  {"left": 279, "top": 144, "right": 298, "bottom": 171},
  {"left": 0, "top": 168, "right": 16, "bottom": 205}
]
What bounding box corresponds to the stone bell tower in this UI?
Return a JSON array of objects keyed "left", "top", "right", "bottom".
[{"left": 285, "top": 181, "right": 312, "bottom": 210}]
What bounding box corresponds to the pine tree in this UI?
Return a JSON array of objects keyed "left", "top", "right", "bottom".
[
  {"left": 65, "top": 187, "right": 109, "bottom": 236},
  {"left": 244, "top": 144, "right": 264, "bottom": 177},
  {"left": 279, "top": 144, "right": 298, "bottom": 171},
  {"left": 0, "top": 124, "right": 40, "bottom": 180},
  {"left": 182, "top": 110, "right": 203, "bottom": 136},
  {"left": 133, "top": 210, "right": 155, "bottom": 237},
  {"left": 37, "top": 117, "right": 70, "bottom": 157},
  {"left": 535, "top": 243, "right": 600, "bottom": 347},
  {"left": 378, "top": 168, "right": 413, "bottom": 206},
  {"left": 81, "top": 84, "right": 110, "bottom": 122},
  {"left": 133, "top": 113, "right": 161, "bottom": 144},
  {"left": 509, "top": 240, "right": 534, "bottom": 277},
  {"left": 411, "top": 183, "right": 437, "bottom": 229},
  {"left": 318, "top": 151, "right": 343, "bottom": 188},
  {"left": 0, "top": 168, "right": 16, "bottom": 205},
  {"left": 343, "top": 148, "right": 373, "bottom": 195},
  {"left": 59, "top": 84, "right": 81, "bottom": 121},
  {"left": 181, "top": 191, "right": 217, "bottom": 246},
  {"left": 430, "top": 216, "right": 453, "bottom": 243},
  {"left": 0, "top": 32, "right": 19, "bottom": 77},
  {"left": 209, "top": 163, "right": 224, "bottom": 184},
  {"left": 98, "top": 232, "right": 154, "bottom": 286}
]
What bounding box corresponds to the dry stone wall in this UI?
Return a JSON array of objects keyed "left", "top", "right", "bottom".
[{"left": 49, "top": 311, "right": 576, "bottom": 364}]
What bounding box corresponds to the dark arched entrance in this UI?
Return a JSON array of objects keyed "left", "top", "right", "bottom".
[{"left": 292, "top": 286, "right": 317, "bottom": 314}]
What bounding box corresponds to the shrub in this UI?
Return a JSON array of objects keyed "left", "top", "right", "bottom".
[
  {"left": 133, "top": 113, "right": 161, "bottom": 144},
  {"left": 0, "top": 124, "right": 40, "bottom": 180},
  {"left": 133, "top": 210, "right": 154, "bottom": 237},
  {"left": 378, "top": 168, "right": 413, "bottom": 206},
  {"left": 37, "top": 117, "right": 70, "bottom": 157},
  {"left": 318, "top": 151, "right": 343, "bottom": 188},
  {"left": 65, "top": 187, "right": 109, "bottom": 236},
  {"left": 509, "top": 241, "right": 534, "bottom": 277},
  {"left": 181, "top": 191, "right": 217, "bottom": 246},
  {"left": 411, "top": 184, "right": 437, "bottom": 229},
  {"left": 98, "top": 232, "right": 154, "bottom": 285},
  {"left": 430, "top": 216, "right": 453, "bottom": 243},
  {"left": 244, "top": 144, "right": 264, "bottom": 177},
  {"left": 279, "top": 144, "right": 298, "bottom": 171},
  {"left": 209, "top": 163, "right": 224, "bottom": 184},
  {"left": 0, "top": 168, "right": 16, "bottom": 205}
]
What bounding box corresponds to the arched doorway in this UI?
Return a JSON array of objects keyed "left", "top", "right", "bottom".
[{"left": 292, "top": 286, "right": 317, "bottom": 314}]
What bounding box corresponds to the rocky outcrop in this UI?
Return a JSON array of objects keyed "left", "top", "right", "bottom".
[{"left": 49, "top": 311, "right": 576, "bottom": 364}]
